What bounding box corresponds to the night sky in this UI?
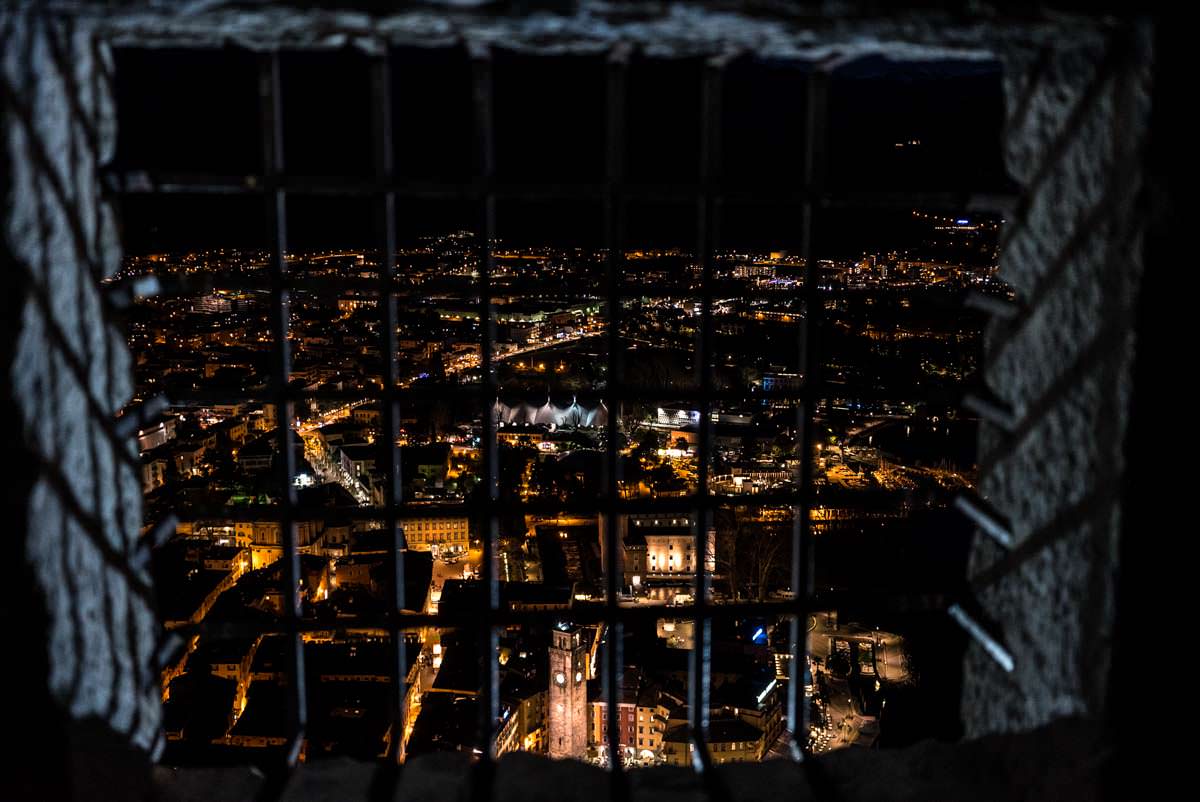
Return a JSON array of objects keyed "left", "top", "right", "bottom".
[{"left": 113, "top": 47, "right": 1008, "bottom": 256}]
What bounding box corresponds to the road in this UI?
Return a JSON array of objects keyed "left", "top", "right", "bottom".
[
  {"left": 298, "top": 428, "right": 371, "bottom": 504},
  {"left": 438, "top": 328, "right": 605, "bottom": 379},
  {"left": 430, "top": 546, "right": 482, "bottom": 594},
  {"left": 294, "top": 399, "right": 376, "bottom": 504},
  {"left": 808, "top": 611, "right": 909, "bottom": 685},
  {"left": 400, "top": 547, "right": 484, "bottom": 756}
]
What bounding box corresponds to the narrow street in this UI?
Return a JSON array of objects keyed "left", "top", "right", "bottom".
[{"left": 298, "top": 428, "right": 372, "bottom": 504}]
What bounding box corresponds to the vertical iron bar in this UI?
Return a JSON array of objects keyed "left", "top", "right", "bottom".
[
  {"left": 690, "top": 54, "right": 726, "bottom": 791},
  {"left": 469, "top": 42, "right": 500, "bottom": 792},
  {"left": 603, "top": 42, "right": 631, "bottom": 788},
  {"left": 788, "top": 57, "right": 834, "bottom": 763},
  {"left": 259, "top": 50, "right": 307, "bottom": 772},
  {"left": 371, "top": 47, "right": 408, "bottom": 776}
]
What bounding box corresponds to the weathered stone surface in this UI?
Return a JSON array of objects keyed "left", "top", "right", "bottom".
[
  {"left": 152, "top": 764, "right": 265, "bottom": 802},
  {"left": 1003, "top": 39, "right": 1109, "bottom": 185},
  {"left": 151, "top": 716, "right": 1104, "bottom": 801},
  {"left": 2, "top": 4, "right": 159, "bottom": 768},
  {"left": 981, "top": 334, "right": 1132, "bottom": 547},
  {"left": 394, "top": 752, "right": 473, "bottom": 802},
  {"left": 961, "top": 17, "right": 1149, "bottom": 740},
  {"left": 999, "top": 91, "right": 1121, "bottom": 298},
  {"left": 280, "top": 756, "right": 379, "bottom": 801},
  {"left": 963, "top": 514, "right": 1118, "bottom": 737},
  {"left": 90, "top": 2, "right": 1076, "bottom": 60},
  {"left": 986, "top": 217, "right": 1133, "bottom": 413}
]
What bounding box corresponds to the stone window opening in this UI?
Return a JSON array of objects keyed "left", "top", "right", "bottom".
[{"left": 2, "top": 3, "right": 1165, "bottom": 802}]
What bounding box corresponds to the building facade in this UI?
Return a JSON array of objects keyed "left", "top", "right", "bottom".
[
  {"left": 401, "top": 516, "right": 470, "bottom": 555},
  {"left": 548, "top": 625, "right": 588, "bottom": 760}
]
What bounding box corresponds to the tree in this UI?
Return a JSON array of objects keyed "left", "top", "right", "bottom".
[
  {"left": 174, "top": 414, "right": 204, "bottom": 441},
  {"left": 498, "top": 444, "right": 537, "bottom": 500},
  {"left": 739, "top": 433, "right": 760, "bottom": 462},
  {"left": 647, "top": 462, "right": 684, "bottom": 493},
  {"left": 200, "top": 445, "right": 236, "bottom": 481},
  {"left": 529, "top": 456, "right": 558, "bottom": 499},
  {"left": 828, "top": 653, "right": 852, "bottom": 679},
  {"left": 770, "top": 431, "right": 794, "bottom": 461},
  {"left": 714, "top": 507, "right": 790, "bottom": 602},
  {"left": 633, "top": 430, "right": 663, "bottom": 464}
]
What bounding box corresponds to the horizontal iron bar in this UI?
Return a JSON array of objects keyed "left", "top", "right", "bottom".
[
  {"left": 105, "top": 169, "right": 979, "bottom": 210},
  {"left": 965, "top": 192, "right": 1019, "bottom": 217},
  {"left": 155, "top": 631, "right": 187, "bottom": 669},
  {"left": 149, "top": 732, "right": 166, "bottom": 764},
  {"left": 161, "top": 384, "right": 489, "bottom": 406},
  {"left": 105, "top": 274, "right": 164, "bottom": 309},
  {"left": 178, "top": 589, "right": 952, "bottom": 641},
  {"left": 947, "top": 602, "right": 1014, "bottom": 672},
  {"left": 125, "top": 270, "right": 819, "bottom": 304},
  {"left": 132, "top": 514, "right": 180, "bottom": 572},
  {"left": 115, "top": 393, "right": 170, "bottom": 439},
  {"left": 952, "top": 492, "right": 1014, "bottom": 549},
  {"left": 160, "top": 381, "right": 955, "bottom": 409},
  {"left": 963, "top": 289, "right": 1021, "bottom": 321},
  {"left": 160, "top": 490, "right": 815, "bottom": 524},
  {"left": 962, "top": 389, "right": 1019, "bottom": 431}
]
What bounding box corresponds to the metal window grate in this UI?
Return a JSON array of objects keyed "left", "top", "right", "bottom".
[{"left": 110, "top": 43, "right": 1017, "bottom": 802}]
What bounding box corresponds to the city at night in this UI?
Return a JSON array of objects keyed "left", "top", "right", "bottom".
[{"left": 2, "top": 4, "right": 1177, "bottom": 802}]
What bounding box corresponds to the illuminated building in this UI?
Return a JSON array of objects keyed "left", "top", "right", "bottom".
[
  {"left": 401, "top": 516, "right": 471, "bottom": 556},
  {"left": 548, "top": 624, "right": 588, "bottom": 760}
]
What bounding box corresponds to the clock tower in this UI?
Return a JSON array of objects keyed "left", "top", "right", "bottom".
[{"left": 548, "top": 623, "right": 588, "bottom": 760}]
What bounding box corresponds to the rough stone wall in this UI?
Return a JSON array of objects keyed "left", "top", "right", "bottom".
[
  {"left": 962, "top": 29, "right": 1152, "bottom": 737},
  {"left": 1, "top": 4, "right": 161, "bottom": 767},
  {"left": 151, "top": 715, "right": 1106, "bottom": 801},
  {"left": 68, "top": 0, "right": 1110, "bottom": 60}
]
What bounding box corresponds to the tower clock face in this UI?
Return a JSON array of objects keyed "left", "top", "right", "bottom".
[{"left": 555, "top": 671, "right": 566, "bottom": 686}]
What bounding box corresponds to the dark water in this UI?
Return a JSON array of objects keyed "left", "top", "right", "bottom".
[{"left": 815, "top": 505, "right": 972, "bottom": 745}]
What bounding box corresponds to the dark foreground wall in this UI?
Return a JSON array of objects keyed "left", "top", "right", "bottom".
[{"left": 2, "top": 11, "right": 159, "bottom": 801}]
